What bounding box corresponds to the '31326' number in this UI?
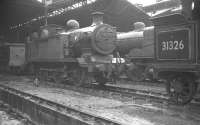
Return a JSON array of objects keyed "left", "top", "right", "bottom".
[{"left": 161, "top": 40, "right": 184, "bottom": 51}]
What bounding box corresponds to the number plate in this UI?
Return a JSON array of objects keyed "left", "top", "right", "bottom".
[{"left": 157, "top": 29, "right": 189, "bottom": 60}]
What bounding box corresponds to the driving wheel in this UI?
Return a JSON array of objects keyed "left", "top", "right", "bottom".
[{"left": 166, "top": 75, "right": 197, "bottom": 105}]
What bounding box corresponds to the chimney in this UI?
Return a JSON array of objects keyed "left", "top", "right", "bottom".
[{"left": 92, "top": 12, "right": 104, "bottom": 26}]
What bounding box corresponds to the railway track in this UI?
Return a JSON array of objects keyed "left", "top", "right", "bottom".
[
  {"left": 1, "top": 74, "right": 200, "bottom": 111},
  {"left": 0, "top": 84, "right": 122, "bottom": 125},
  {"left": 2, "top": 74, "right": 199, "bottom": 105},
  {"left": 1, "top": 75, "right": 200, "bottom": 124},
  {"left": 43, "top": 79, "right": 200, "bottom": 108},
  {"left": 86, "top": 83, "right": 169, "bottom": 103},
  {"left": 87, "top": 83, "right": 200, "bottom": 105},
  {"left": 90, "top": 83, "right": 200, "bottom": 107},
  {"left": 43, "top": 82, "right": 200, "bottom": 121},
  {"left": 44, "top": 80, "right": 169, "bottom": 105}
]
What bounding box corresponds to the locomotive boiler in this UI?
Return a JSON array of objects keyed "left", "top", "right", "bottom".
[
  {"left": 116, "top": 22, "right": 155, "bottom": 81},
  {"left": 26, "top": 12, "right": 117, "bottom": 85}
]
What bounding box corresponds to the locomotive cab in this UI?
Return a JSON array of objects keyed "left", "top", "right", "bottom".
[{"left": 150, "top": 0, "right": 200, "bottom": 104}]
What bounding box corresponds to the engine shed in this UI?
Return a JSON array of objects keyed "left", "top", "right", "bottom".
[{"left": 0, "top": 0, "right": 200, "bottom": 125}]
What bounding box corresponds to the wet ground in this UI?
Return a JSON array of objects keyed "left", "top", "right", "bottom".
[{"left": 0, "top": 75, "right": 200, "bottom": 125}]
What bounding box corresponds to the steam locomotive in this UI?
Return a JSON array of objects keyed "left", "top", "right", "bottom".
[
  {"left": 26, "top": 12, "right": 117, "bottom": 86},
  {"left": 115, "top": 0, "right": 200, "bottom": 104}
]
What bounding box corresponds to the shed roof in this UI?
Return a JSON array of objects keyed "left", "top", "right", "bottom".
[
  {"left": 0, "top": 0, "right": 44, "bottom": 33},
  {"left": 1, "top": 0, "right": 150, "bottom": 41}
]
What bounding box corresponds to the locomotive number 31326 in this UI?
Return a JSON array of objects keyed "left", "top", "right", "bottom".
[{"left": 161, "top": 40, "right": 184, "bottom": 51}]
